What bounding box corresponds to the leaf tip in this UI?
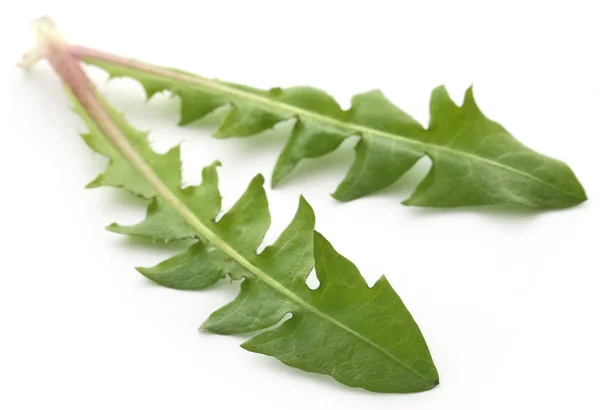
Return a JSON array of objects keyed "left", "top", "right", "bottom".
[
  {"left": 251, "top": 173, "right": 266, "bottom": 187},
  {"left": 134, "top": 265, "right": 147, "bottom": 274},
  {"left": 105, "top": 222, "right": 121, "bottom": 232},
  {"left": 462, "top": 84, "right": 481, "bottom": 112},
  {"left": 568, "top": 174, "right": 588, "bottom": 205},
  {"left": 270, "top": 170, "right": 286, "bottom": 188},
  {"left": 312, "top": 230, "right": 328, "bottom": 247},
  {"left": 134, "top": 266, "right": 159, "bottom": 283},
  {"left": 430, "top": 84, "right": 449, "bottom": 98},
  {"left": 400, "top": 197, "right": 415, "bottom": 206},
  {"left": 212, "top": 121, "right": 235, "bottom": 139},
  {"left": 177, "top": 117, "right": 192, "bottom": 127},
  {"left": 85, "top": 172, "right": 107, "bottom": 190},
  {"left": 429, "top": 84, "right": 458, "bottom": 110},
  {"left": 330, "top": 188, "right": 356, "bottom": 203},
  {"left": 297, "top": 194, "right": 315, "bottom": 221},
  {"left": 198, "top": 317, "right": 228, "bottom": 335},
  {"left": 375, "top": 273, "right": 389, "bottom": 285},
  {"left": 298, "top": 194, "right": 309, "bottom": 206},
  {"left": 239, "top": 339, "right": 257, "bottom": 353}
]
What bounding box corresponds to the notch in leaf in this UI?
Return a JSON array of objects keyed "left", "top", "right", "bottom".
[
  {"left": 20, "top": 16, "right": 439, "bottom": 393},
  {"left": 61, "top": 33, "right": 586, "bottom": 209}
]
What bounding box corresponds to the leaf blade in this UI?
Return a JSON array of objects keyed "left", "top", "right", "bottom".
[
  {"left": 69, "top": 83, "right": 440, "bottom": 394},
  {"left": 81, "top": 53, "right": 587, "bottom": 209}
]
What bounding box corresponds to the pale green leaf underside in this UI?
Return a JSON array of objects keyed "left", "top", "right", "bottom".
[
  {"left": 84, "top": 58, "right": 587, "bottom": 209},
  {"left": 71, "top": 90, "right": 439, "bottom": 393}
]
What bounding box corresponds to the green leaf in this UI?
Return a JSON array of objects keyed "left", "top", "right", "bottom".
[
  {"left": 23, "top": 19, "right": 439, "bottom": 393},
  {"left": 81, "top": 98, "right": 439, "bottom": 392},
  {"left": 80, "top": 52, "right": 587, "bottom": 209}
]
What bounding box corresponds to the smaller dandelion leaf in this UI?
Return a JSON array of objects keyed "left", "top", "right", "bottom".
[{"left": 77, "top": 48, "right": 587, "bottom": 210}]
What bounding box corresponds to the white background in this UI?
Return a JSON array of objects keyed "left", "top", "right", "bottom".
[{"left": 1, "top": 1, "right": 599, "bottom": 409}]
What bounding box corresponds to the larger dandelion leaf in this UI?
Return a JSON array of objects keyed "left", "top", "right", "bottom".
[{"left": 24, "top": 17, "right": 438, "bottom": 393}]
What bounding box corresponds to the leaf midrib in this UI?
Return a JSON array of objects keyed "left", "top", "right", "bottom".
[
  {"left": 85, "top": 56, "right": 582, "bottom": 200},
  {"left": 92, "top": 97, "right": 434, "bottom": 385}
]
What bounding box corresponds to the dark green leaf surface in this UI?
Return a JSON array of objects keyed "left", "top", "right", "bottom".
[
  {"left": 85, "top": 58, "right": 587, "bottom": 209},
  {"left": 70, "top": 92, "right": 439, "bottom": 393}
]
